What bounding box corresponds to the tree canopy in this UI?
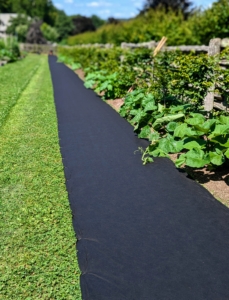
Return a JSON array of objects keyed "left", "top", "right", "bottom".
[
  {"left": 142, "top": 0, "right": 193, "bottom": 17},
  {"left": 55, "top": 10, "right": 74, "bottom": 40},
  {"left": 71, "top": 16, "right": 95, "bottom": 35},
  {"left": 0, "top": 0, "right": 58, "bottom": 25}
]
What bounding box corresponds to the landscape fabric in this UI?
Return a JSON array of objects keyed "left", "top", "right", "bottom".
[{"left": 49, "top": 56, "right": 229, "bottom": 300}]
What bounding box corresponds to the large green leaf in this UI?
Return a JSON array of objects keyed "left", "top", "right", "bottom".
[
  {"left": 209, "top": 149, "right": 225, "bottom": 166},
  {"left": 219, "top": 115, "right": 229, "bottom": 125},
  {"left": 209, "top": 124, "right": 229, "bottom": 139},
  {"left": 174, "top": 123, "right": 202, "bottom": 138},
  {"left": 144, "top": 101, "right": 157, "bottom": 112},
  {"left": 166, "top": 121, "right": 178, "bottom": 132},
  {"left": 130, "top": 110, "right": 146, "bottom": 124},
  {"left": 173, "top": 123, "right": 187, "bottom": 138},
  {"left": 169, "top": 104, "right": 192, "bottom": 113},
  {"left": 158, "top": 103, "right": 164, "bottom": 113},
  {"left": 185, "top": 117, "right": 204, "bottom": 126},
  {"left": 84, "top": 80, "right": 95, "bottom": 89},
  {"left": 107, "top": 84, "right": 113, "bottom": 91},
  {"left": 152, "top": 113, "right": 184, "bottom": 128},
  {"left": 149, "top": 148, "right": 168, "bottom": 157},
  {"left": 138, "top": 125, "right": 151, "bottom": 138},
  {"left": 142, "top": 94, "right": 155, "bottom": 106},
  {"left": 189, "top": 113, "right": 206, "bottom": 122},
  {"left": 194, "top": 119, "right": 216, "bottom": 133},
  {"left": 183, "top": 139, "right": 206, "bottom": 150},
  {"left": 225, "top": 148, "right": 229, "bottom": 159},
  {"left": 185, "top": 148, "right": 210, "bottom": 168},
  {"left": 158, "top": 134, "right": 184, "bottom": 153},
  {"left": 129, "top": 109, "right": 139, "bottom": 116},
  {"left": 149, "top": 132, "right": 160, "bottom": 142},
  {"left": 85, "top": 72, "right": 97, "bottom": 80},
  {"left": 71, "top": 62, "right": 81, "bottom": 70},
  {"left": 211, "top": 134, "right": 229, "bottom": 147},
  {"left": 99, "top": 81, "right": 109, "bottom": 91},
  {"left": 175, "top": 153, "right": 186, "bottom": 167}
]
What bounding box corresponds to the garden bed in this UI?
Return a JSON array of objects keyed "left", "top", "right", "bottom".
[{"left": 69, "top": 64, "right": 229, "bottom": 206}]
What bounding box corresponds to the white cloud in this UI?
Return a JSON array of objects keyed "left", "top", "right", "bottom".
[
  {"left": 65, "top": 0, "right": 74, "bottom": 3},
  {"left": 54, "top": 2, "right": 63, "bottom": 9},
  {"left": 98, "top": 9, "right": 111, "bottom": 15},
  {"left": 74, "top": 3, "right": 84, "bottom": 7},
  {"left": 131, "top": 0, "right": 144, "bottom": 8},
  {"left": 113, "top": 12, "right": 125, "bottom": 17},
  {"left": 87, "top": 1, "right": 112, "bottom": 7}
]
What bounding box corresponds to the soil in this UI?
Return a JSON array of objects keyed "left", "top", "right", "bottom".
[
  {"left": 71, "top": 66, "right": 229, "bottom": 207},
  {"left": 169, "top": 154, "right": 229, "bottom": 206},
  {"left": 106, "top": 99, "right": 124, "bottom": 111},
  {"left": 74, "top": 68, "right": 85, "bottom": 81},
  {"left": 187, "top": 166, "right": 229, "bottom": 206}
]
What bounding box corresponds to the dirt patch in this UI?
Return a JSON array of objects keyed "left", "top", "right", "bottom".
[
  {"left": 106, "top": 99, "right": 124, "bottom": 112},
  {"left": 169, "top": 153, "right": 229, "bottom": 206},
  {"left": 186, "top": 166, "right": 229, "bottom": 206},
  {"left": 74, "top": 68, "right": 85, "bottom": 81}
]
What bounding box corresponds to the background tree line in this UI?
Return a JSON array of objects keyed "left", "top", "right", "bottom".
[
  {"left": 68, "top": 0, "right": 229, "bottom": 46},
  {"left": 1, "top": 0, "right": 229, "bottom": 45},
  {"left": 0, "top": 0, "right": 106, "bottom": 43}
]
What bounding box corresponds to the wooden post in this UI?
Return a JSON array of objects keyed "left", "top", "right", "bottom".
[
  {"left": 204, "top": 38, "right": 221, "bottom": 111},
  {"left": 153, "top": 37, "right": 167, "bottom": 57}
]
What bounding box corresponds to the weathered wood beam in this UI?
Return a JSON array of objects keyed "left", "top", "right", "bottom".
[{"left": 204, "top": 38, "right": 221, "bottom": 111}]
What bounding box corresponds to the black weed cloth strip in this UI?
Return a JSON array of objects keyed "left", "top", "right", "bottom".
[{"left": 49, "top": 56, "right": 229, "bottom": 300}]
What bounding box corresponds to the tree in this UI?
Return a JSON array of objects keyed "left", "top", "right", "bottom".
[
  {"left": 3, "top": 0, "right": 57, "bottom": 26},
  {"left": 71, "top": 16, "right": 95, "bottom": 35},
  {"left": 107, "top": 17, "right": 119, "bottom": 24},
  {"left": 142, "top": 0, "right": 193, "bottom": 17},
  {"left": 55, "top": 10, "right": 73, "bottom": 40},
  {"left": 40, "top": 22, "right": 59, "bottom": 42},
  {"left": 26, "top": 20, "right": 46, "bottom": 44},
  {"left": 190, "top": 0, "right": 229, "bottom": 44},
  {"left": 91, "top": 15, "right": 105, "bottom": 29},
  {"left": 0, "top": 0, "right": 12, "bottom": 13},
  {"left": 6, "top": 14, "right": 32, "bottom": 42}
]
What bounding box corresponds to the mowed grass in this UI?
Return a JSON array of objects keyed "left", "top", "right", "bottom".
[
  {"left": 0, "top": 55, "right": 42, "bottom": 129},
  {"left": 0, "top": 56, "right": 81, "bottom": 299}
]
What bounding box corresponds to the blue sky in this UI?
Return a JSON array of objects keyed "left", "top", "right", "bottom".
[{"left": 54, "top": 0, "right": 216, "bottom": 19}]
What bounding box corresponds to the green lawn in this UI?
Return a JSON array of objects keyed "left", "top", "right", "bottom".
[
  {"left": 0, "top": 55, "right": 43, "bottom": 129},
  {"left": 0, "top": 55, "right": 81, "bottom": 299}
]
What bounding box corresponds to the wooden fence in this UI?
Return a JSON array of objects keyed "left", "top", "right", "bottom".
[{"left": 20, "top": 43, "right": 57, "bottom": 54}]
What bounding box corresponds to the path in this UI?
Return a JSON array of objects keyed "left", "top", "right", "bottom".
[{"left": 49, "top": 56, "right": 229, "bottom": 300}]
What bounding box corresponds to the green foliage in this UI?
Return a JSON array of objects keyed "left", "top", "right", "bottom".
[
  {"left": 91, "top": 15, "right": 106, "bottom": 29},
  {"left": 58, "top": 45, "right": 229, "bottom": 169},
  {"left": 85, "top": 71, "right": 119, "bottom": 99},
  {"left": 55, "top": 10, "right": 74, "bottom": 41},
  {"left": 0, "top": 37, "right": 20, "bottom": 62},
  {"left": 2, "top": 0, "right": 63, "bottom": 28},
  {"left": 68, "top": 8, "right": 196, "bottom": 46},
  {"left": 6, "top": 14, "right": 31, "bottom": 42},
  {"left": 0, "top": 55, "right": 81, "bottom": 299},
  {"left": 9, "top": 0, "right": 58, "bottom": 25},
  {"left": 141, "top": 0, "right": 193, "bottom": 17},
  {"left": 40, "top": 22, "right": 59, "bottom": 41},
  {"left": 0, "top": 0, "right": 12, "bottom": 12},
  {"left": 192, "top": 0, "right": 229, "bottom": 44},
  {"left": 67, "top": 0, "right": 229, "bottom": 47}
]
